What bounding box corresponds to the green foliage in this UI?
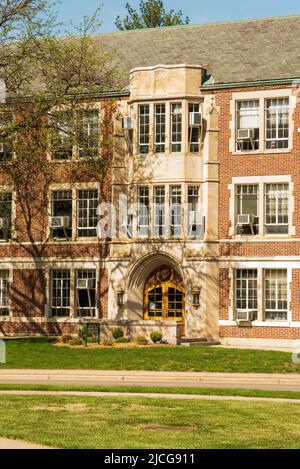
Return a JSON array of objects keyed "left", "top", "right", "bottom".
[
  {"left": 61, "top": 334, "right": 73, "bottom": 344},
  {"left": 115, "top": 337, "right": 129, "bottom": 344},
  {"left": 135, "top": 335, "right": 148, "bottom": 345},
  {"left": 112, "top": 327, "right": 124, "bottom": 340},
  {"left": 150, "top": 330, "right": 163, "bottom": 343},
  {"left": 115, "top": 0, "right": 190, "bottom": 30},
  {"left": 69, "top": 338, "right": 84, "bottom": 346}
]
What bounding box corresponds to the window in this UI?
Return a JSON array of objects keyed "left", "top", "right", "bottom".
[
  {"left": 77, "top": 190, "right": 98, "bottom": 238},
  {"left": 51, "top": 111, "right": 73, "bottom": 160},
  {"left": 235, "top": 269, "right": 258, "bottom": 317},
  {"left": 76, "top": 270, "right": 96, "bottom": 317},
  {"left": 51, "top": 190, "right": 72, "bottom": 239},
  {"left": 154, "top": 104, "right": 166, "bottom": 153},
  {"left": 51, "top": 270, "right": 70, "bottom": 317},
  {"left": 138, "top": 105, "right": 150, "bottom": 154},
  {"left": 265, "top": 183, "right": 289, "bottom": 234},
  {"left": 236, "top": 100, "right": 259, "bottom": 151},
  {"left": 0, "top": 270, "right": 10, "bottom": 316},
  {"left": 0, "top": 112, "right": 13, "bottom": 161},
  {"left": 170, "top": 103, "right": 182, "bottom": 152},
  {"left": 188, "top": 103, "right": 201, "bottom": 152},
  {"left": 137, "top": 186, "right": 149, "bottom": 237},
  {"left": 170, "top": 186, "right": 182, "bottom": 237},
  {"left": 153, "top": 186, "right": 166, "bottom": 237},
  {"left": 0, "top": 191, "right": 12, "bottom": 240},
  {"left": 236, "top": 185, "right": 259, "bottom": 235},
  {"left": 77, "top": 109, "right": 99, "bottom": 158},
  {"left": 264, "top": 269, "right": 288, "bottom": 321},
  {"left": 188, "top": 186, "right": 202, "bottom": 238},
  {"left": 265, "top": 98, "right": 289, "bottom": 150}
]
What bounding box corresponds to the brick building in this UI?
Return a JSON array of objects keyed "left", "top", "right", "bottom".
[{"left": 1, "top": 15, "right": 300, "bottom": 348}]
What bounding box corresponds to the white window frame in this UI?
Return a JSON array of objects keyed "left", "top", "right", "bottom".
[
  {"left": 264, "top": 183, "right": 289, "bottom": 235},
  {"left": 138, "top": 104, "right": 150, "bottom": 155},
  {"left": 229, "top": 176, "right": 294, "bottom": 238},
  {"left": 170, "top": 102, "right": 183, "bottom": 153},
  {"left": 153, "top": 185, "right": 166, "bottom": 237},
  {"left": 169, "top": 185, "right": 182, "bottom": 238},
  {"left": 50, "top": 269, "right": 71, "bottom": 318},
  {"left": 75, "top": 269, "right": 97, "bottom": 318},
  {"left": 264, "top": 269, "right": 288, "bottom": 321},
  {"left": 234, "top": 268, "right": 258, "bottom": 319},
  {"left": 76, "top": 189, "right": 98, "bottom": 238},
  {"left": 0, "top": 269, "right": 11, "bottom": 317},
  {"left": 154, "top": 103, "right": 166, "bottom": 154},
  {"left": 265, "top": 98, "right": 289, "bottom": 151},
  {"left": 230, "top": 89, "right": 295, "bottom": 154},
  {"left": 137, "top": 186, "right": 150, "bottom": 237},
  {"left": 0, "top": 190, "right": 13, "bottom": 242}
]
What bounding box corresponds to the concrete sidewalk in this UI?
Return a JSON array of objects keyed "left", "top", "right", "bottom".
[
  {"left": 0, "top": 438, "right": 51, "bottom": 449},
  {"left": 1, "top": 369, "right": 300, "bottom": 391}
]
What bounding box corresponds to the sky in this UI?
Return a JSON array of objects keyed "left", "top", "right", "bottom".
[{"left": 54, "top": 0, "right": 300, "bottom": 33}]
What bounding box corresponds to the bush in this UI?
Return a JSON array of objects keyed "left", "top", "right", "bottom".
[
  {"left": 115, "top": 337, "right": 129, "bottom": 344},
  {"left": 102, "top": 339, "right": 115, "bottom": 346},
  {"left": 135, "top": 335, "right": 148, "bottom": 345},
  {"left": 61, "top": 334, "right": 73, "bottom": 344},
  {"left": 69, "top": 338, "right": 84, "bottom": 346},
  {"left": 112, "top": 327, "right": 124, "bottom": 340},
  {"left": 150, "top": 331, "right": 163, "bottom": 343}
]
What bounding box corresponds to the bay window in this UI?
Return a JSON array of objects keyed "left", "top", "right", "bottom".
[
  {"left": 170, "top": 186, "right": 182, "bottom": 237},
  {"left": 170, "top": 103, "right": 182, "bottom": 152},
  {"left": 153, "top": 186, "right": 166, "bottom": 237},
  {"left": 137, "top": 186, "right": 149, "bottom": 237},
  {"left": 154, "top": 104, "right": 166, "bottom": 153}
]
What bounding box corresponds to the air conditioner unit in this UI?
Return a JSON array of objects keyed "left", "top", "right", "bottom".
[
  {"left": 122, "top": 116, "right": 134, "bottom": 130},
  {"left": 236, "top": 310, "right": 257, "bottom": 322},
  {"left": 237, "top": 128, "right": 255, "bottom": 140},
  {"left": 189, "top": 112, "right": 202, "bottom": 126},
  {"left": 50, "top": 216, "right": 71, "bottom": 229},
  {"left": 0, "top": 217, "right": 8, "bottom": 229},
  {"left": 189, "top": 211, "right": 203, "bottom": 225},
  {"left": 77, "top": 278, "right": 95, "bottom": 289},
  {"left": 237, "top": 214, "right": 255, "bottom": 226}
]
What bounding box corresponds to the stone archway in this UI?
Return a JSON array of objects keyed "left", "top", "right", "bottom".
[{"left": 126, "top": 252, "right": 185, "bottom": 322}]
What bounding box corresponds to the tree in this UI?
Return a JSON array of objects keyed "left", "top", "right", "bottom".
[{"left": 115, "top": 0, "right": 190, "bottom": 30}]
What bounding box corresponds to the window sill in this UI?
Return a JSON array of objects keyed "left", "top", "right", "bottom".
[
  {"left": 219, "top": 319, "right": 296, "bottom": 327},
  {"left": 232, "top": 149, "right": 291, "bottom": 156}
]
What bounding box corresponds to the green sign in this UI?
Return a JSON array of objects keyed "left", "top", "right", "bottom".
[{"left": 82, "top": 323, "right": 100, "bottom": 347}]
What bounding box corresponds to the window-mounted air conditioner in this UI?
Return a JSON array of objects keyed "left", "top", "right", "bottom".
[
  {"left": 189, "top": 112, "right": 202, "bottom": 126},
  {"left": 0, "top": 217, "right": 8, "bottom": 229},
  {"left": 77, "top": 278, "right": 95, "bottom": 289},
  {"left": 50, "top": 216, "right": 71, "bottom": 229},
  {"left": 237, "top": 128, "right": 255, "bottom": 140},
  {"left": 122, "top": 116, "right": 134, "bottom": 130},
  {"left": 237, "top": 214, "right": 255, "bottom": 226},
  {"left": 189, "top": 211, "right": 203, "bottom": 225},
  {"left": 236, "top": 310, "right": 257, "bottom": 322}
]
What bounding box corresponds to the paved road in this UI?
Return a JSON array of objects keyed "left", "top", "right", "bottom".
[
  {"left": 0, "top": 370, "right": 300, "bottom": 391},
  {"left": 1, "top": 389, "right": 300, "bottom": 404}
]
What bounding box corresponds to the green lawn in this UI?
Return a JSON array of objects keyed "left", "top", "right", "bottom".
[
  {"left": 0, "top": 338, "right": 299, "bottom": 373},
  {"left": 0, "top": 394, "right": 300, "bottom": 448},
  {"left": 1, "top": 384, "right": 300, "bottom": 400}
]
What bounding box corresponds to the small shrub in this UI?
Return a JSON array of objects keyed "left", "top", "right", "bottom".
[
  {"left": 115, "top": 337, "right": 129, "bottom": 344},
  {"left": 150, "top": 331, "right": 163, "bottom": 344},
  {"left": 88, "top": 336, "right": 99, "bottom": 344},
  {"left": 61, "top": 334, "right": 73, "bottom": 344},
  {"left": 102, "top": 339, "right": 115, "bottom": 346},
  {"left": 112, "top": 327, "right": 124, "bottom": 340},
  {"left": 135, "top": 335, "right": 148, "bottom": 345},
  {"left": 69, "top": 338, "right": 84, "bottom": 346}
]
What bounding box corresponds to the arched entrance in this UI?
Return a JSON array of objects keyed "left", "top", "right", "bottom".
[{"left": 144, "top": 266, "right": 185, "bottom": 332}]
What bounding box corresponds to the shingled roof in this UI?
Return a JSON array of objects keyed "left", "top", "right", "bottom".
[{"left": 94, "top": 14, "right": 300, "bottom": 89}]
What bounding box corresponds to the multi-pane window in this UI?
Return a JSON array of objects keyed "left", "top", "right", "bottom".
[
  {"left": 139, "top": 105, "right": 150, "bottom": 154},
  {"left": 188, "top": 103, "right": 201, "bottom": 153},
  {"left": 265, "top": 183, "right": 289, "bottom": 234},
  {"left": 188, "top": 186, "right": 202, "bottom": 238},
  {"left": 153, "top": 186, "right": 166, "bottom": 237},
  {"left": 265, "top": 98, "right": 289, "bottom": 150},
  {"left": 154, "top": 104, "right": 166, "bottom": 153},
  {"left": 236, "top": 100, "right": 259, "bottom": 151},
  {"left": 171, "top": 103, "right": 182, "bottom": 152},
  {"left": 170, "top": 186, "right": 182, "bottom": 237},
  {"left": 236, "top": 185, "right": 259, "bottom": 235},
  {"left": 51, "top": 190, "right": 72, "bottom": 239},
  {"left": 77, "top": 109, "right": 99, "bottom": 158},
  {"left": 0, "top": 191, "right": 12, "bottom": 240},
  {"left": 76, "top": 269, "right": 96, "bottom": 317},
  {"left": 137, "top": 186, "right": 149, "bottom": 237},
  {"left": 235, "top": 269, "right": 258, "bottom": 316},
  {"left": 264, "top": 269, "right": 288, "bottom": 321},
  {"left": 77, "top": 189, "right": 98, "bottom": 238},
  {"left": 51, "top": 111, "right": 73, "bottom": 160},
  {"left": 0, "top": 112, "right": 13, "bottom": 162},
  {"left": 51, "top": 270, "right": 70, "bottom": 317},
  {"left": 0, "top": 270, "right": 10, "bottom": 316}
]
